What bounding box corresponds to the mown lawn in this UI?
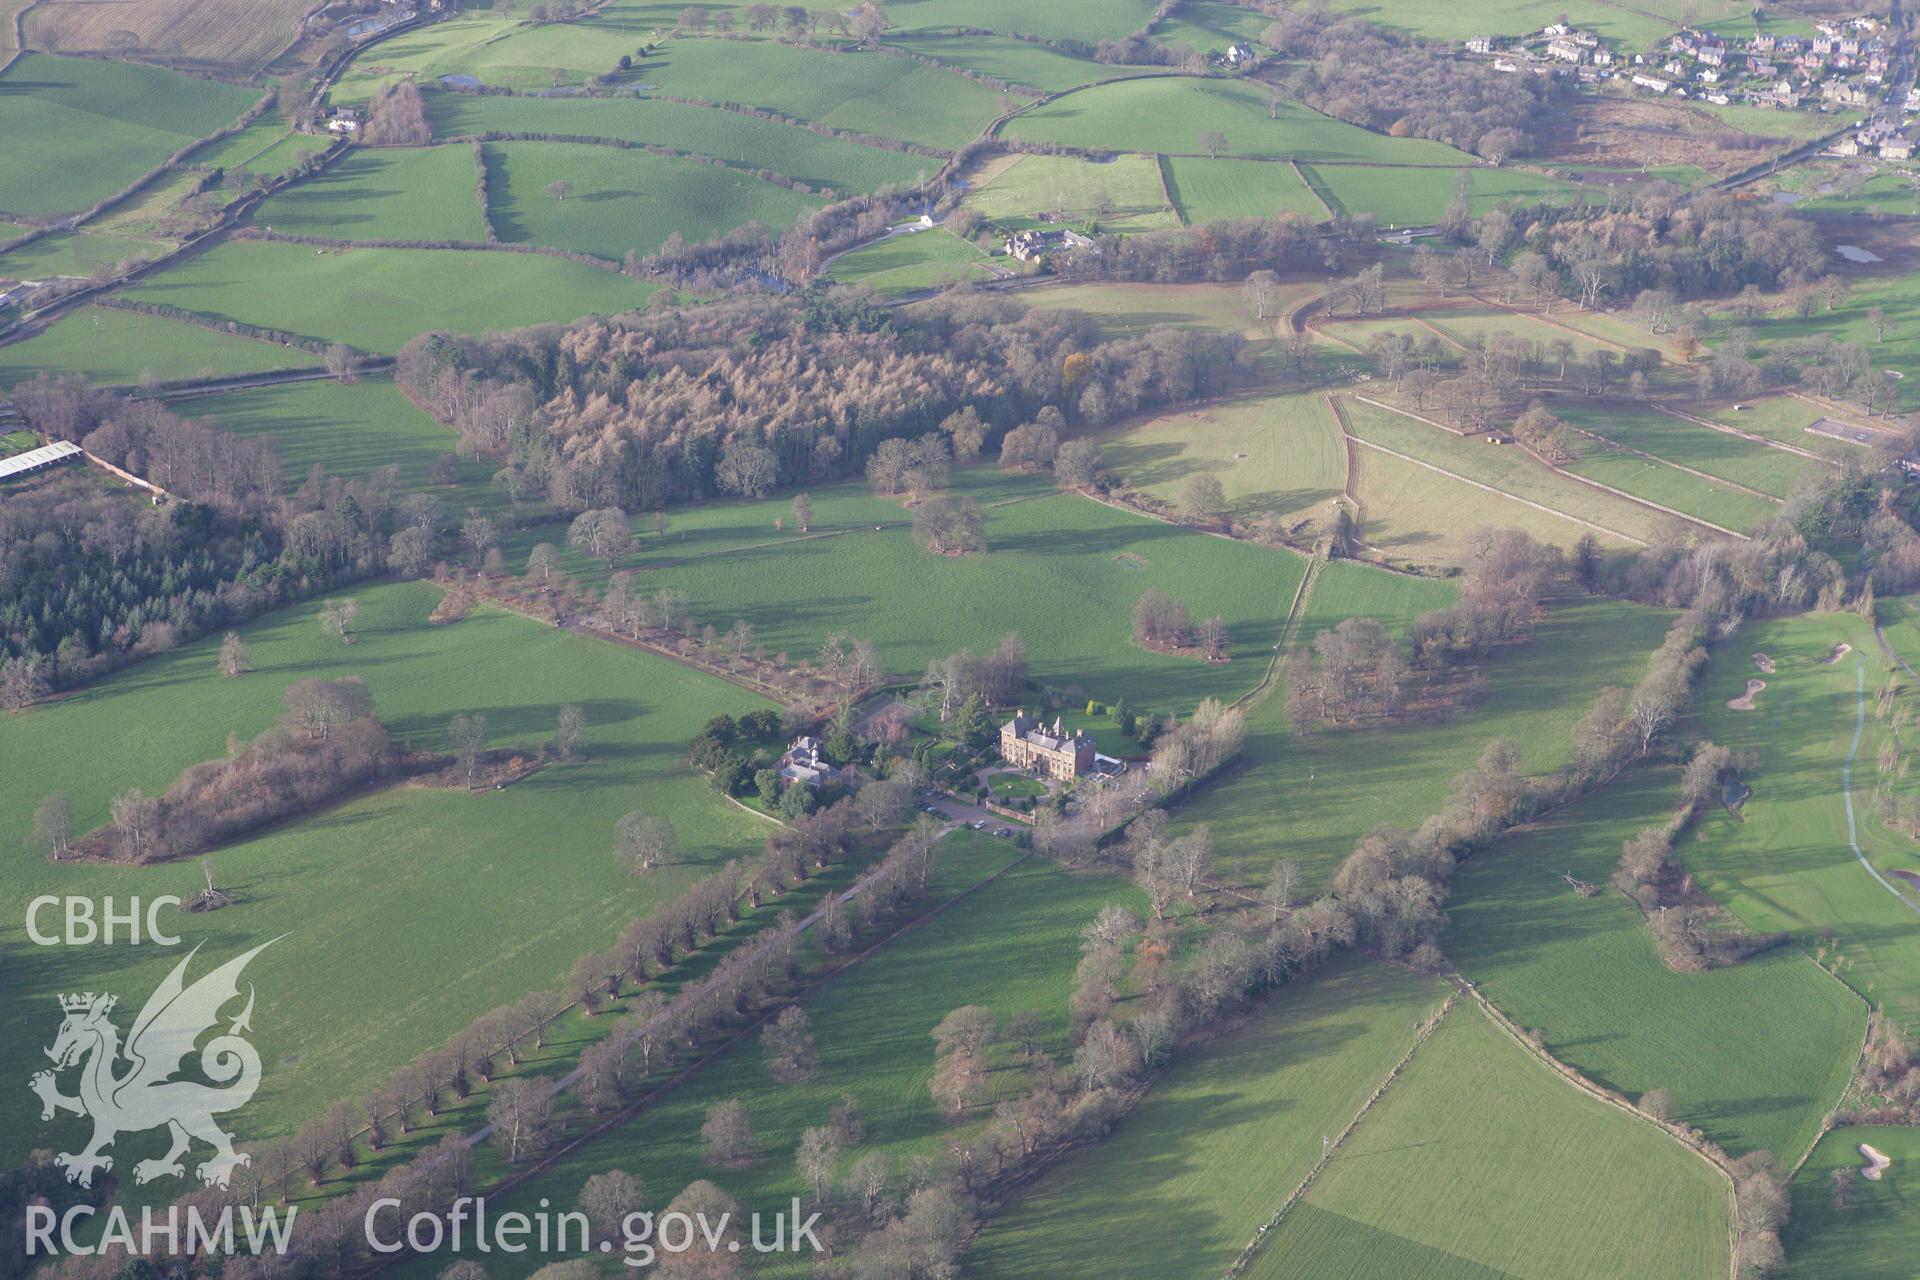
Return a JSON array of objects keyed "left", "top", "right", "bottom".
[
  {"left": 0, "top": 581, "right": 775, "bottom": 1172},
  {"left": 1561, "top": 447, "right": 1780, "bottom": 535},
  {"left": 1252, "top": 1003, "right": 1732, "bottom": 1280},
  {"left": 1003, "top": 77, "right": 1473, "bottom": 165},
  {"left": 1342, "top": 397, "right": 1671, "bottom": 549},
  {"left": 1556, "top": 401, "right": 1824, "bottom": 499},
  {"left": 427, "top": 92, "right": 933, "bottom": 194},
  {"left": 1682, "top": 610, "right": 1920, "bottom": 1022},
  {"left": 1349, "top": 443, "right": 1631, "bottom": 562},
  {"left": 124, "top": 239, "right": 657, "bottom": 352},
  {"left": 0, "top": 53, "right": 259, "bottom": 216},
  {"left": 486, "top": 141, "right": 822, "bottom": 259},
  {"left": 0, "top": 305, "right": 320, "bottom": 392},
  {"left": 967, "top": 960, "right": 1449, "bottom": 1280},
  {"left": 1699, "top": 396, "right": 1866, "bottom": 464},
  {"left": 1783, "top": 1126, "right": 1920, "bottom": 1279},
  {"left": 256, "top": 145, "right": 491, "bottom": 243},
  {"left": 1451, "top": 767, "right": 1864, "bottom": 1163}
]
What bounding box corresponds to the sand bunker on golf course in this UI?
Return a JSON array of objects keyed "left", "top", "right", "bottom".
[
  {"left": 1728, "top": 679, "right": 1765, "bottom": 711},
  {"left": 1860, "top": 1143, "right": 1892, "bottom": 1181},
  {"left": 1753, "top": 653, "right": 1775, "bottom": 674},
  {"left": 1822, "top": 643, "right": 1853, "bottom": 665}
]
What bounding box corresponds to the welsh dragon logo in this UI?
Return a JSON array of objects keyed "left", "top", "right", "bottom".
[{"left": 31, "top": 940, "right": 275, "bottom": 1190}]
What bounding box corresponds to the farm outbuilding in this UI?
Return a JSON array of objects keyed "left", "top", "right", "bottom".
[{"left": 0, "top": 440, "right": 83, "bottom": 484}]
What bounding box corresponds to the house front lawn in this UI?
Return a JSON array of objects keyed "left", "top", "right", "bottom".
[{"left": 986, "top": 771, "right": 1050, "bottom": 800}]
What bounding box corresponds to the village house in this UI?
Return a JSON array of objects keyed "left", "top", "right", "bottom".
[
  {"left": 1632, "top": 73, "right": 1672, "bottom": 94},
  {"left": 778, "top": 735, "right": 841, "bottom": 788},
  {"left": 999, "top": 711, "right": 1095, "bottom": 781},
  {"left": 1466, "top": 35, "right": 1496, "bottom": 54},
  {"left": 1004, "top": 226, "right": 1092, "bottom": 263},
  {"left": 1547, "top": 37, "right": 1585, "bottom": 63}
]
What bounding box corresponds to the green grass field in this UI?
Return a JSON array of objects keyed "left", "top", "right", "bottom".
[
  {"left": 0, "top": 53, "right": 259, "bottom": 217},
  {"left": 1700, "top": 396, "right": 1869, "bottom": 464},
  {"left": 330, "top": 14, "right": 643, "bottom": 104},
  {"left": 0, "top": 228, "right": 172, "bottom": 280},
  {"left": 967, "top": 960, "right": 1449, "bottom": 1280},
  {"left": 1302, "top": 163, "right": 1575, "bottom": 229},
  {"left": 622, "top": 490, "right": 1306, "bottom": 713},
  {"left": 125, "top": 239, "right": 657, "bottom": 352},
  {"left": 1415, "top": 305, "right": 1620, "bottom": 358},
  {"left": 1163, "top": 155, "right": 1326, "bottom": 222},
  {"left": 963, "top": 152, "right": 1179, "bottom": 233},
  {"left": 1342, "top": 397, "right": 1672, "bottom": 550},
  {"left": 1450, "top": 767, "right": 1864, "bottom": 1162},
  {"left": 0, "top": 305, "right": 321, "bottom": 391},
  {"left": 85, "top": 166, "right": 222, "bottom": 242},
  {"left": 1017, "top": 279, "right": 1304, "bottom": 340},
  {"left": 1305, "top": 0, "right": 1692, "bottom": 46},
  {"left": 526, "top": 485, "right": 1305, "bottom": 717},
  {"left": 1149, "top": 0, "right": 1274, "bottom": 49},
  {"left": 426, "top": 92, "right": 934, "bottom": 194},
  {"left": 1003, "top": 78, "right": 1474, "bottom": 165},
  {"left": 1251, "top": 1003, "right": 1732, "bottom": 1280},
  {"left": 189, "top": 118, "right": 330, "bottom": 179},
  {"left": 1561, "top": 448, "right": 1779, "bottom": 535},
  {"left": 177, "top": 376, "right": 481, "bottom": 495},
  {"left": 256, "top": 145, "right": 491, "bottom": 243},
  {"left": 824, "top": 226, "right": 996, "bottom": 295},
  {"left": 1351, "top": 442, "right": 1639, "bottom": 562},
  {"left": 632, "top": 38, "right": 1006, "bottom": 149},
  {"left": 1100, "top": 389, "right": 1347, "bottom": 527},
  {"left": 0, "top": 581, "right": 775, "bottom": 1171},
  {"left": 501, "top": 466, "right": 1051, "bottom": 575},
  {"left": 1174, "top": 587, "right": 1674, "bottom": 890},
  {"left": 1783, "top": 1126, "right": 1920, "bottom": 1279},
  {"left": 1557, "top": 401, "right": 1820, "bottom": 500},
  {"left": 877, "top": 0, "right": 1159, "bottom": 42},
  {"left": 485, "top": 141, "right": 822, "bottom": 260},
  {"left": 383, "top": 850, "right": 1133, "bottom": 1279},
  {"left": 1681, "top": 610, "right": 1920, "bottom": 1023},
  {"left": 886, "top": 31, "right": 1126, "bottom": 92},
  {"left": 1747, "top": 269, "right": 1920, "bottom": 411}
]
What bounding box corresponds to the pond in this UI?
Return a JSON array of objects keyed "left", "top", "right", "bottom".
[{"left": 1835, "top": 244, "right": 1883, "bottom": 263}]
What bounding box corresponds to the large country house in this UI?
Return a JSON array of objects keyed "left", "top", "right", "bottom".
[{"left": 999, "top": 710, "right": 1096, "bottom": 780}]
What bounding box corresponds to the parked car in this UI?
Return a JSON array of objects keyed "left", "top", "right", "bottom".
[
  {"left": 971, "top": 819, "right": 988, "bottom": 830},
  {"left": 995, "top": 827, "right": 1013, "bottom": 838}
]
